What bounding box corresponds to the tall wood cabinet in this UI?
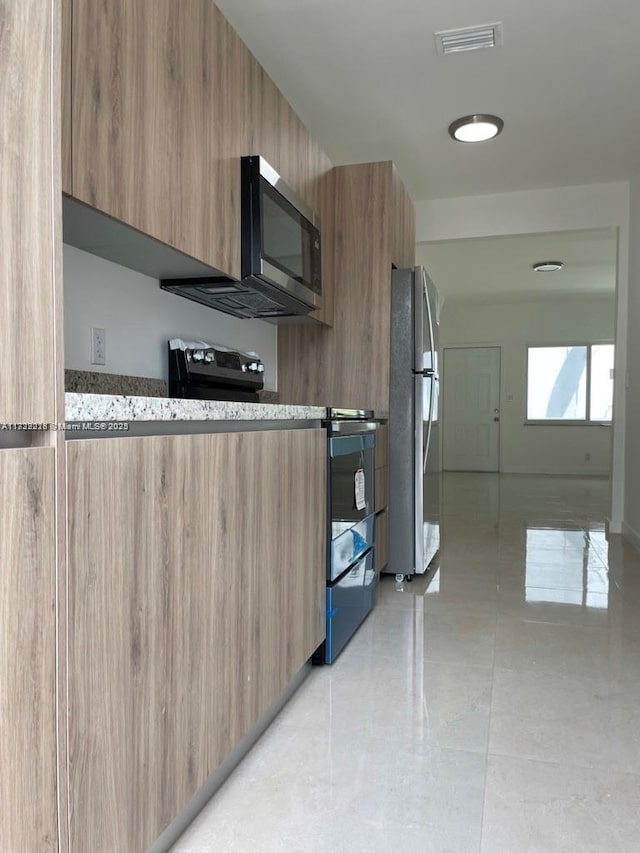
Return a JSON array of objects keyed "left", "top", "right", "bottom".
[
  {"left": 0, "top": 2, "right": 62, "bottom": 851},
  {"left": 1, "top": 0, "right": 59, "bottom": 424},
  {"left": 66, "top": 429, "right": 326, "bottom": 852},
  {"left": 278, "top": 161, "right": 416, "bottom": 412}
]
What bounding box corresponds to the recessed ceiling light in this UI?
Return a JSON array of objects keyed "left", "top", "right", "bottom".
[
  {"left": 448, "top": 114, "right": 504, "bottom": 143},
  {"left": 532, "top": 261, "right": 564, "bottom": 272}
]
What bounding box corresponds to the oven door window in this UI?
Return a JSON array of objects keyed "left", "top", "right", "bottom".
[
  {"left": 260, "top": 179, "right": 320, "bottom": 294},
  {"left": 329, "top": 435, "right": 374, "bottom": 522}
]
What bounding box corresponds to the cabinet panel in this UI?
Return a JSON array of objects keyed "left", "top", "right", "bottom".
[
  {"left": 375, "top": 465, "right": 388, "bottom": 513},
  {"left": 0, "top": 0, "right": 56, "bottom": 423},
  {"left": 391, "top": 164, "right": 416, "bottom": 269},
  {"left": 375, "top": 424, "right": 389, "bottom": 469},
  {"left": 309, "top": 162, "right": 335, "bottom": 326},
  {"left": 71, "top": 0, "right": 242, "bottom": 278},
  {"left": 376, "top": 509, "right": 388, "bottom": 572},
  {"left": 278, "top": 162, "right": 414, "bottom": 406},
  {"left": 0, "top": 448, "right": 57, "bottom": 851},
  {"left": 67, "top": 430, "right": 325, "bottom": 851},
  {"left": 279, "top": 162, "right": 393, "bottom": 410},
  {"left": 62, "top": 0, "right": 72, "bottom": 194}
]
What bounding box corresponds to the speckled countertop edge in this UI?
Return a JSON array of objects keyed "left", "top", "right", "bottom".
[{"left": 65, "top": 393, "right": 325, "bottom": 422}]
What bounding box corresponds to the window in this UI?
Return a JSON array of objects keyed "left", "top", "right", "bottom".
[{"left": 527, "top": 344, "right": 614, "bottom": 423}]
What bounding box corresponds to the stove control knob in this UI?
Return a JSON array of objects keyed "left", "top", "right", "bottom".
[
  {"left": 247, "top": 361, "right": 259, "bottom": 373},
  {"left": 192, "top": 350, "right": 204, "bottom": 362},
  {"left": 204, "top": 351, "right": 214, "bottom": 363},
  {"left": 257, "top": 363, "right": 265, "bottom": 373}
]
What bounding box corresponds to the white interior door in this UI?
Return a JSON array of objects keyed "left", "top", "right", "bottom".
[{"left": 443, "top": 347, "right": 501, "bottom": 472}]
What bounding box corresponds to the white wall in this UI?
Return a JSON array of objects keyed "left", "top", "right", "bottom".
[
  {"left": 439, "top": 295, "right": 615, "bottom": 476},
  {"left": 415, "top": 181, "right": 630, "bottom": 529},
  {"left": 624, "top": 177, "right": 640, "bottom": 547},
  {"left": 63, "top": 245, "right": 278, "bottom": 391}
]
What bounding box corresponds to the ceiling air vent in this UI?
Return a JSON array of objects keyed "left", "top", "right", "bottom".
[{"left": 435, "top": 22, "right": 503, "bottom": 56}]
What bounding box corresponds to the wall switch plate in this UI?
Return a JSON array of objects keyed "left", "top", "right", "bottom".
[{"left": 91, "top": 326, "right": 106, "bottom": 365}]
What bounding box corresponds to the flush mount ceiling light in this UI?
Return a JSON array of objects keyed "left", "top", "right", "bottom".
[
  {"left": 532, "top": 261, "right": 564, "bottom": 272},
  {"left": 448, "top": 114, "right": 504, "bottom": 143}
]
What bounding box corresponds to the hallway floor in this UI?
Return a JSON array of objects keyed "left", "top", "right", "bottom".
[{"left": 174, "top": 473, "right": 640, "bottom": 852}]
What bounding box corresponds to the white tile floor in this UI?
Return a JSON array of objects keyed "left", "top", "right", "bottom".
[{"left": 173, "top": 473, "right": 640, "bottom": 852}]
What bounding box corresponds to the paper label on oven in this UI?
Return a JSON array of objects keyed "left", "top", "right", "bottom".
[{"left": 354, "top": 468, "right": 366, "bottom": 511}]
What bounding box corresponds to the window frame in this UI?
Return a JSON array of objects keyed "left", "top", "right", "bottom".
[{"left": 525, "top": 341, "right": 614, "bottom": 426}]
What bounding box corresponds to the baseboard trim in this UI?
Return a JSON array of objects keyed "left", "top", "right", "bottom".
[
  {"left": 148, "top": 661, "right": 312, "bottom": 853},
  {"left": 622, "top": 521, "right": 640, "bottom": 554}
]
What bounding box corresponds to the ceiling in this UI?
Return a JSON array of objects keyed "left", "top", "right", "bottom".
[
  {"left": 216, "top": 0, "right": 640, "bottom": 200},
  {"left": 416, "top": 228, "right": 618, "bottom": 303}
]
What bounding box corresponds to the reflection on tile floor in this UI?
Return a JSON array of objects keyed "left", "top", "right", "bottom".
[{"left": 174, "top": 473, "right": 640, "bottom": 853}]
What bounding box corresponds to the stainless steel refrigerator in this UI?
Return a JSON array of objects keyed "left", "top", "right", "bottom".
[{"left": 388, "top": 266, "right": 441, "bottom": 579}]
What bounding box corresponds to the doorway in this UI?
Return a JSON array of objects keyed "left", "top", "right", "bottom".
[{"left": 442, "top": 346, "right": 501, "bottom": 472}]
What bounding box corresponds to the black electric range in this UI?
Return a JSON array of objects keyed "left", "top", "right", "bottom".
[{"left": 168, "top": 341, "right": 265, "bottom": 402}]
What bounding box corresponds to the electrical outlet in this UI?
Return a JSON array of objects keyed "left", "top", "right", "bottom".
[
  {"left": 91, "top": 326, "right": 106, "bottom": 365},
  {"left": 585, "top": 452, "right": 591, "bottom": 462}
]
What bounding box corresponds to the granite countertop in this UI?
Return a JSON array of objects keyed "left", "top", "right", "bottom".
[{"left": 65, "top": 392, "right": 325, "bottom": 423}]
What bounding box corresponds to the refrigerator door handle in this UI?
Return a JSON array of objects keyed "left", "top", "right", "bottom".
[
  {"left": 423, "top": 377, "right": 435, "bottom": 474},
  {"left": 422, "top": 270, "right": 436, "bottom": 371}
]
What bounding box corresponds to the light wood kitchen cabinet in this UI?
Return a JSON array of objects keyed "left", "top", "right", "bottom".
[
  {"left": 278, "top": 161, "right": 416, "bottom": 411},
  {"left": 0, "top": 448, "right": 58, "bottom": 851},
  {"left": 0, "top": 0, "right": 59, "bottom": 424},
  {"left": 70, "top": 0, "right": 241, "bottom": 277},
  {"left": 375, "top": 424, "right": 389, "bottom": 469},
  {"left": 66, "top": 0, "right": 334, "bottom": 323},
  {"left": 66, "top": 429, "right": 326, "bottom": 851},
  {"left": 61, "top": 0, "right": 72, "bottom": 194},
  {"left": 391, "top": 165, "right": 416, "bottom": 269},
  {"left": 375, "top": 465, "right": 389, "bottom": 514}
]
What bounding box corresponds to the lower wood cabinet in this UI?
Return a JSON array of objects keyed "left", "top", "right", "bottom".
[
  {"left": 0, "top": 448, "right": 57, "bottom": 851},
  {"left": 375, "top": 466, "right": 388, "bottom": 514},
  {"left": 66, "top": 429, "right": 326, "bottom": 851}
]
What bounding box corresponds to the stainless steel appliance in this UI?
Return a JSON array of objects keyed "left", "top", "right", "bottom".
[
  {"left": 167, "top": 339, "right": 264, "bottom": 402},
  {"left": 315, "top": 409, "right": 378, "bottom": 664},
  {"left": 388, "top": 267, "right": 441, "bottom": 579},
  {"left": 160, "top": 156, "right": 322, "bottom": 320}
]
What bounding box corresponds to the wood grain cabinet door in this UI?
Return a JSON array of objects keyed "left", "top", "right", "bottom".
[
  {"left": 391, "top": 164, "right": 416, "bottom": 270},
  {"left": 67, "top": 429, "right": 325, "bottom": 852},
  {"left": 71, "top": 0, "right": 242, "bottom": 278},
  {"left": 0, "top": 448, "right": 57, "bottom": 851},
  {"left": 0, "top": 0, "right": 57, "bottom": 424}
]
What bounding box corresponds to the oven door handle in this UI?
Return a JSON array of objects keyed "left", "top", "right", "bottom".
[{"left": 328, "top": 422, "right": 379, "bottom": 435}]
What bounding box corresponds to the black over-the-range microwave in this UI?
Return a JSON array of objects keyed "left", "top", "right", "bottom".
[{"left": 160, "top": 156, "right": 322, "bottom": 320}]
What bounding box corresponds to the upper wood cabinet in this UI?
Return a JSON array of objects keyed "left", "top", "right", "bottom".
[
  {"left": 278, "top": 161, "right": 415, "bottom": 411},
  {"left": 69, "top": 0, "right": 242, "bottom": 277},
  {"left": 0, "top": 0, "right": 59, "bottom": 424},
  {"left": 64, "top": 0, "right": 334, "bottom": 323},
  {"left": 391, "top": 164, "right": 417, "bottom": 270},
  {"left": 66, "top": 429, "right": 326, "bottom": 851}
]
